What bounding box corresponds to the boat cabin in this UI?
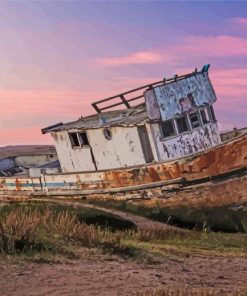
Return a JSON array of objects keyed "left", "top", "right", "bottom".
[{"left": 42, "top": 65, "right": 221, "bottom": 173}]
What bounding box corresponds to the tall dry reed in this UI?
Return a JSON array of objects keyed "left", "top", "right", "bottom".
[{"left": 0, "top": 207, "right": 106, "bottom": 253}]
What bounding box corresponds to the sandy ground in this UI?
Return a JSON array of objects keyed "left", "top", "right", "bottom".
[{"left": 0, "top": 254, "right": 247, "bottom": 296}]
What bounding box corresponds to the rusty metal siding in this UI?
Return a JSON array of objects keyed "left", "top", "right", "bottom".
[{"left": 153, "top": 73, "right": 217, "bottom": 121}]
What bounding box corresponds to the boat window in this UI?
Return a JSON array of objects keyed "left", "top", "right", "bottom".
[
  {"left": 189, "top": 112, "right": 201, "bottom": 129},
  {"left": 208, "top": 105, "right": 216, "bottom": 122},
  {"left": 176, "top": 116, "right": 189, "bottom": 133},
  {"left": 160, "top": 120, "right": 176, "bottom": 138},
  {"left": 200, "top": 108, "right": 210, "bottom": 124},
  {"left": 103, "top": 128, "right": 112, "bottom": 140},
  {"left": 69, "top": 133, "right": 80, "bottom": 148},
  {"left": 79, "top": 132, "right": 89, "bottom": 146}
]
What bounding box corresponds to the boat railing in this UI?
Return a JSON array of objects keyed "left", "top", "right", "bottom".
[{"left": 91, "top": 65, "right": 210, "bottom": 113}]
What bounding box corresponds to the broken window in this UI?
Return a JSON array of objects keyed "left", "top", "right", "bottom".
[
  {"left": 160, "top": 120, "right": 176, "bottom": 138},
  {"left": 208, "top": 105, "right": 216, "bottom": 122},
  {"left": 200, "top": 108, "right": 210, "bottom": 124},
  {"left": 79, "top": 132, "right": 89, "bottom": 146},
  {"left": 189, "top": 112, "right": 201, "bottom": 129},
  {"left": 69, "top": 132, "right": 89, "bottom": 148},
  {"left": 179, "top": 94, "right": 195, "bottom": 112},
  {"left": 69, "top": 133, "right": 80, "bottom": 148},
  {"left": 176, "top": 116, "right": 189, "bottom": 133}
]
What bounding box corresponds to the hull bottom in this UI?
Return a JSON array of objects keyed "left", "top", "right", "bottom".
[{"left": 1, "top": 171, "right": 246, "bottom": 210}]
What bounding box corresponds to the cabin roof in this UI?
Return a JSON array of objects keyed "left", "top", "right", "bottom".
[
  {"left": 42, "top": 103, "right": 148, "bottom": 134},
  {"left": 42, "top": 65, "right": 211, "bottom": 135}
]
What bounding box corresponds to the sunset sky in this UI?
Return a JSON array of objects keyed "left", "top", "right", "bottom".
[{"left": 0, "top": 1, "right": 246, "bottom": 145}]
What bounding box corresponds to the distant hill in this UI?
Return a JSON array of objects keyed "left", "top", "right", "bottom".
[{"left": 0, "top": 145, "right": 56, "bottom": 160}]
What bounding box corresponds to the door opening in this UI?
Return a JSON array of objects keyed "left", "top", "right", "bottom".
[{"left": 137, "top": 126, "right": 154, "bottom": 164}]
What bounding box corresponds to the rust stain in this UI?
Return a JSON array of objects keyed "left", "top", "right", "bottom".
[
  {"left": 155, "top": 174, "right": 247, "bottom": 209},
  {"left": 1, "top": 134, "right": 246, "bottom": 193},
  {"left": 100, "top": 134, "right": 247, "bottom": 188},
  {"left": 148, "top": 167, "right": 161, "bottom": 182},
  {"left": 75, "top": 174, "right": 84, "bottom": 189},
  {"left": 15, "top": 179, "right": 22, "bottom": 191},
  {"left": 0, "top": 179, "right": 6, "bottom": 189}
]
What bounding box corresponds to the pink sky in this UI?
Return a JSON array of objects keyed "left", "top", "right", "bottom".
[{"left": 0, "top": 2, "right": 246, "bottom": 145}]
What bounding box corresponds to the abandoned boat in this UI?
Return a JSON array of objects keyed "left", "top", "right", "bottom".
[{"left": 0, "top": 65, "right": 246, "bottom": 208}]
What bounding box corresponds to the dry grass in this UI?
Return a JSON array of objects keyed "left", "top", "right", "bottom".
[
  {"left": 0, "top": 202, "right": 246, "bottom": 260},
  {"left": 0, "top": 207, "right": 113, "bottom": 254},
  {"left": 136, "top": 226, "right": 186, "bottom": 242}
]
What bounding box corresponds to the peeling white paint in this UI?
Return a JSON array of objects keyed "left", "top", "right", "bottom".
[
  {"left": 51, "top": 131, "right": 96, "bottom": 172},
  {"left": 89, "top": 126, "right": 146, "bottom": 170},
  {"left": 49, "top": 71, "right": 222, "bottom": 172},
  {"left": 151, "top": 73, "right": 217, "bottom": 121},
  {"left": 52, "top": 126, "right": 147, "bottom": 173},
  {"left": 150, "top": 122, "right": 221, "bottom": 161}
]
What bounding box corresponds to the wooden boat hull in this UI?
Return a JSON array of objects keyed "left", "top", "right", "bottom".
[{"left": 0, "top": 133, "right": 246, "bottom": 209}]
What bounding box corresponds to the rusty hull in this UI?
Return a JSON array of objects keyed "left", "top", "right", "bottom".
[
  {"left": 0, "top": 133, "right": 246, "bottom": 193},
  {"left": 40, "top": 133, "right": 247, "bottom": 192},
  {"left": 93, "top": 133, "right": 247, "bottom": 190},
  {"left": 30, "top": 173, "right": 247, "bottom": 213},
  {"left": 83, "top": 174, "right": 247, "bottom": 209},
  {"left": 141, "top": 174, "right": 247, "bottom": 209}
]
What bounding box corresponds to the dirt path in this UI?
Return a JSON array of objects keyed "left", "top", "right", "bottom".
[
  {"left": 39, "top": 198, "right": 187, "bottom": 233},
  {"left": 1, "top": 199, "right": 247, "bottom": 295},
  {"left": 0, "top": 255, "right": 247, "bottom": 296}
]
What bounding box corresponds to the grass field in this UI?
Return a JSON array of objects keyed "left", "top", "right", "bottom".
[
  {"left": 0, "top": 201, "right": 246, "bottom": 295},
  {"left": 0, "top": 201, "right": 246, "bottom": 260}
]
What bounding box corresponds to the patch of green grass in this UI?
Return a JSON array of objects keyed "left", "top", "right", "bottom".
[
  {"left": 0, "top": 201, "right": 246, "bottom": 264},
  {"left": 122, "top": 227, "right": 247, "bottom": 257}
]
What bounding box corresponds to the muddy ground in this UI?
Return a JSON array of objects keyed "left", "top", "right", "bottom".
[{"left": 0, "top": 254, "right": 247, "bottom": 296}]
